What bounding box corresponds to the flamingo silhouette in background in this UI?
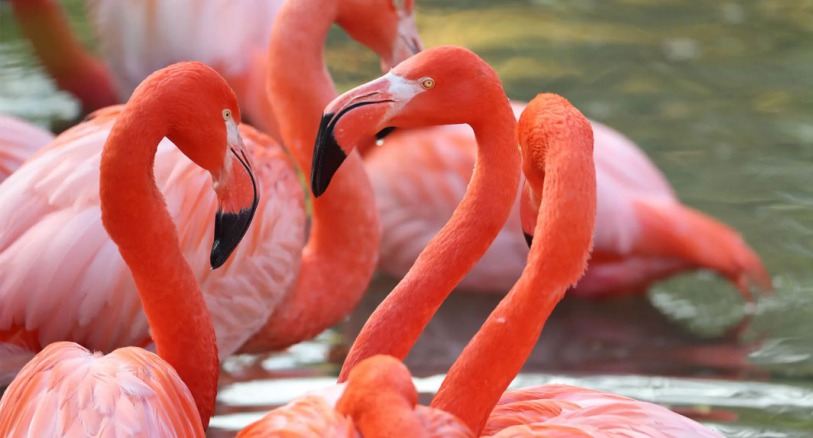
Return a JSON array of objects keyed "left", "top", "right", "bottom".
[
  {"left": 0, "top": 62, "right": 258, "bottom": 436},
  {"left": 8, "top": 0, "right": 118, "bottom": 115},
  {"left": 238, "top": 50, "right": 721, "bottom": 435},
  {"left": 0, "top": 0, "right": 419, "bottom": 383},
  {"left": 360, "top": 99, "right": 771, "bottom": 298},
  {"left": 0, "top": 115, "right": 53, "bottom": 182}
]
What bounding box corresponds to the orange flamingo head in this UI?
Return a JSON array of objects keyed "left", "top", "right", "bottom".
[
  {"left": 338, "top": 0, "right": 423, "bottom": 72},
  {"left": 517, "top": 93, "right": 595, "bottom": 250},
  {"left": 128, "top": 61, "right": 260, "bottom": 268},
  {"left": 311, "top": 45, "right": 504, "bottom": 196}
]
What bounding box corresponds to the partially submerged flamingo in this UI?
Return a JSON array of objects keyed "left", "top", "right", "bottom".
[
  {"left": 0, "top": 62, "right": 258, "bottom": 436},
  {"left": 238, "top": 50, "right": 721, "bottom": 435},
  {"left": 0, "top": 0, "right": 419, "bottom": 383}
]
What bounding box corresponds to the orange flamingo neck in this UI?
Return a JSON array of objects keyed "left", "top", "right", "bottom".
[
  {"left": 338, "top": 97, "right": 521, "bottom": 382},
  {"left": 430, "top": 102, "right": 598, "bottom": 433},
  {"left": 241, "top": 0, "right": 380, "bottom": 350},
  {"left": 99, "top": 100, "right": 218, "bottom": 428},
  {"left": 10, "top": 0, "right": 118, "bottom": 114}
]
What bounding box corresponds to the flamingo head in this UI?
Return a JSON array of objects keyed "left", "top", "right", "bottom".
[
  {"left": 338, "top": 0, "right": 423, "bottom": 72},
  {"left": 154, "top": 62, "right": 260, "bottom": 269},
  {"left": 516, "top": 93, "right": 596, "bottom": 250},
  {"left": 311, "top": 45, "right": 505, "bottom": 196}
]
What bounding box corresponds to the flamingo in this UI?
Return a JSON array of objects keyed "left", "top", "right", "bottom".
[
  {"left": 238, "top": 50, "right": 721, "bottom": 436},
  {"left": 0, "top": 0, "right": 419, "bottom": 384},
  {"left": 360, "top": 100, "right": 770, "bottom": 298},
  {"left": 0, "top": 62, "right": 258, "bottom": 436},
  {"left": 0, "top": 114, "right": 53, "bottom": 182}
]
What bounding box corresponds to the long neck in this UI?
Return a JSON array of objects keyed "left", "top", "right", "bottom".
[
  {"left": 99, "top": 107, "right": 218, "bottom": 428},
  {"left": 10, "top": 0, "right": 118, "bottom": 113},
  {"left": 338, "top": 102, "right": 521, "bottom": 382},
  {"left": 430, "top": 136, "right": 597, "bottom": 434},
  {"left": 241, "top": 0, "right": 380, "bottom": 350}
]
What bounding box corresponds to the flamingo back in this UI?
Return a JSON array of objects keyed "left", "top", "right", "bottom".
[
  {"left": 482, "top": 385, "right": 721, "bottom": 437},
  {"left": 0, "top": 342, "right": 204, "bottom": 437},
  {"left": 0, "top": 107, "right": 305, "bottom": 385},
  {"left": 86, "top": 0, "right": 283, "bottom": 136},
  {"left": 87, "top": 0, "right": 282, "bottom": 97}
]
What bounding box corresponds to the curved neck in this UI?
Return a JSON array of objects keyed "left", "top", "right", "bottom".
[
  {"left": 338, "top": 101, "right": 521, "bottom": 381},
  {"left": 336, "top": 356, "right": 428, "bottom": 438},
  {"left": 11, "top": 0, "right": 118, "bottom": 113},
  {"left": 99, "top": 105, "right": 218, "bottom": 428},
  {"left": 243, "top": 0, "right": 380, "bottom": 350},
  {"left": 430, "top": 133, "right": 597, "bottom": 434}
]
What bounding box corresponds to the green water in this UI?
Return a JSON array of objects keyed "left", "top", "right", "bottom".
[{"left": 1, "top": 0, "right": 812, "bottom": 436}]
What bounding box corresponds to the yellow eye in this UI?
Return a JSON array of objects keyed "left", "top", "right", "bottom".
[
  {"left": 420, "top": 77, "right": 435, "bottom": 90},
  {"left": 222, "top": 109, "right": 232, "bottom": 120}
]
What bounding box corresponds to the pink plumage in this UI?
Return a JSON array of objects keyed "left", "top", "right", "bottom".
[
  {"left": 87, "top": 0, "right": 284, "bottom": 138},
  {"left": 365, "top": 101, "right": 770, "bottom": 297},
  {"left": 0, "top": 114, "right": 54, "bottom": 182},
  {"left": 0, "top": 106, "right": 305, "bottom": 385},
  {"left": 0, "top": 342, "right": 204, "bottom": 437}
]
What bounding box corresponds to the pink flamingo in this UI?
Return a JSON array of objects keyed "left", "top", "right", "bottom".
[
  {"left": 0, "top": 114, "right": 53, "bottom": 182},
  {"left": 0, "top": 62, "right": 258, "bottom": 436},
  {"left": 358, "top": 92, "right": 769, "bottom": 298},
  {"left": 0, "top": 0, "right": 419, "bottom": 383},
  {"left": 237, "top": 49, "right": 721, "bottom": 436}
]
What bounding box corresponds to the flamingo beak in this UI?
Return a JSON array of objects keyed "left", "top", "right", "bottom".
[
  {"left": 381, "top": 9, "right": 423, "bottom": 72},
  {"left": 519, "top": 180, "right": 538, "bottom": 248},
  {"left": 311, "top": 76, "right": 395, "bottom": 197},
  {"left": 211, "top": 128, "right": 259, "bottom": 269}
]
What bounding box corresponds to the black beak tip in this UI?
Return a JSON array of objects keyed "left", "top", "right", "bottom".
[
  {"left": 523, "top": 231, "right": 533, "bottom": 248},
  {"left": 311, "top": 113, "right": 347, "bottom": 198},
  {"left": 210, "top": 203, "right": 258, "bottom": 269},
  {"left": 375, "top": 127, "right": 396, "bottom": 141}
]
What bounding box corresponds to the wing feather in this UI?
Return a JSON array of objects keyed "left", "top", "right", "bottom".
[
  {"left": 0, "top": 342, "right": 204, "bottom": 437},
  {"left": 0, "top": 114, "right": 54, "bottom": 181},
  {"left": 0, "top": 113, "right": 305, "bottom": 383}
]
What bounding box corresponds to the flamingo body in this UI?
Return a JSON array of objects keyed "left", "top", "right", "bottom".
[
  {"left": 0, "top": 342, "right": 203, "bottom": 437},
  {"left": 0, "top": 62, "right": 259, "bottom": 434},
  {"left": 483, "top": 385, "right": 719, "bottom": 437},
  {"left": 87, "top": 0, "right": 283, "bottom": 137},
  {"left": 366, "top": 102, "right": 769, "bottom": 297},
  {"left": 0, "top": 114, "right": 54, "bottom": 182},
  {"left": 0, "top": 106, "right": 305, "bottom": 385}
]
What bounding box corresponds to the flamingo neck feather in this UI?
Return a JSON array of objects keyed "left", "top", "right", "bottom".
[
  {"left": 338, "top": 96, "right": 520, "bottom": 381},
  {"left": 431, "top": 119, "right": 597, "bottom": 434},
  {"left": 99, "top": 99, "right": 218, "bottom": 428},
  {"left": 242, "top": 0, "right": 380, "bottom": 350}
]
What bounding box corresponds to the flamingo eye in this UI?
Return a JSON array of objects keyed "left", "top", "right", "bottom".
[
  {"left": 222, "top": 109, "right": 232, "bottom": 121},
  {"left": 420, "top": 78, "right": 435, "bottom": 90}
]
